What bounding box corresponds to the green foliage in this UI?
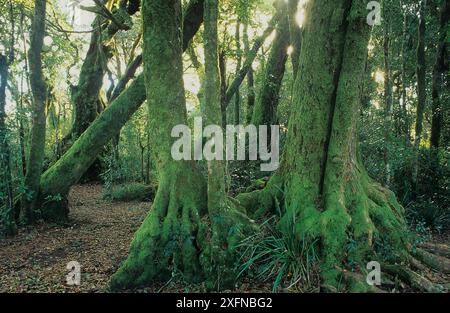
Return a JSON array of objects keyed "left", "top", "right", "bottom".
[{"left": 237, "top": 216, "right": 319, "bottom": 292}]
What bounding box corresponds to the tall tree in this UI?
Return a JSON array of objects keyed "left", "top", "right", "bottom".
[
  {"left": 251, "top": 2, "right": 289, "bottom": 128},
  {"left": 109, "top": 0, "right": 207, "bottom": 288},
  {"left": 202, "top": 0, "right": 236, "bottom": 288},
  {"left": 383, "top": 5, "right": 393, "bottom": 186},
  {"left": 238, "top": 0, "right": 416, "bottom": 290},
  {"left": 0, "top": 53, "right": 15, "bottom": 235},
  {"left": 22, "top": 0, "right": 47, "bottom": 223},
  {"left": 0, "top": 2, "right": 17, "bottom": 236},
  {"left": 412, "top": 0, "right": 427, "bottom": 195},
  {"left": 288, "top": 0, "right": 302, "bottom": 78},
  {"left": 243, "top": 23, "right": 255, "bottom": 124},
  {"left": 430, "top": 0, "right": 449, "bottom": 149}
]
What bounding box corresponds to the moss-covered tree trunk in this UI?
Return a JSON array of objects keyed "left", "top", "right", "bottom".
[
  {"left": 251, "top": 3, "right": 289, "bottom": 128},
  {"left": 202, "top": 0, "right": 233, "bottom": 288},
  {"left": 201, "top": 0, "right": 253, "bottom": 290},
  {"left": 22, "top": 0, "right": 47, "bottom": 224},
  {"left": 238, "top": 0, "right": 416, "bottom": 291},
  {"left": 37, "top": 0, "right": 204, "bottom": 222},
  {"left": 109, "top": 0, "right": 207, "bottom": 289},
  {"left": 64, "top": 1, "right": 136, "bottom": 147}
]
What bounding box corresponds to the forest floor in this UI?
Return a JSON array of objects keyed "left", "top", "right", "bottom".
[
  {"left": 0, "top": 184, "right": 272, "bottom": 293},
  {"left": 0, "top": 184, "right": 448, "bottom": 293}
]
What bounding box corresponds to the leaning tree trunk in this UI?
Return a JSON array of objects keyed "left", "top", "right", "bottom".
[
  {"left": 63, "top": 1, "right": 137, "bottom": 147},
  {"left": 109, "top": 0, "right": 207, "bottom": 289},
  {"left": 237, "top": 0, "right": 421, "bottom": 291},
  {"left": 251, "top": 4, "right": 289, "bottom": 128},
  {"left": 430, "top": 0, "right": 449, "bottom": 149},
  {"left": 36, "top": 0, "right": 205, "bottom": 222},
  {"left": 22, "top": 0, "right": 47, "bottom": 224}
]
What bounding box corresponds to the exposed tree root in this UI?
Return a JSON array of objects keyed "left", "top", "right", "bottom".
[
  {"left": 339, "top": 268, "right": 385, "bottom": 293},
  {"left": 383, "top": 264, "right": 444, "bottom": 293},
  {"left": 412, "top": 248, "right": 450, "bottom": 274},
  {"left": 199, "top": 196, "right": 259, "bottom": 290},
  {"left": 235, "top": 165, "right": 450, "bottom": 292},
  {"left": 418, "top": 242, "right": 450, "bottom": 259},
  {"left": 236, "top": 175, "right": 283, "bottom": 219}
]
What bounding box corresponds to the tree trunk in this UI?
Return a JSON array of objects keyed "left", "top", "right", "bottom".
[
  {"left": 64, "top": 2, "right": 135, "bottom": 146},
  {"left": 412, "top": 0, "right": 427, "bottom": 195},
  {"left": 401, "top": 11, "right": 411, "bottom": 146},
  {"left": 430, "top": 0, "right": 449, "bottom": 149},
  {"left": 37, "top": 0, "right": 205, "bottom": 222},
  {"left": 202, "top": 0, "right": 236, "bottom": 289},
  {"left": 22, "top": 0, "right": 47, "bottom": 224},
  {"left": 238, "top": 0, "right": 410, "bottom": 290},
  {"left": 383, "top": 10, "right": 393, "bottom": 186},
  {"left": 243, "top": 23, "right": 255, "bottom": 124},
  {"left": 0, "top": 54, "right": 16, "bottom": 235},
  {"left": 234, "top": 20, "right": 242, "bottom": 125},
  {"left": 223, "top": 14, "right": 279, "bottom": 108},
  {"left": 288, "top": 0, "right": 302, "bottom": 78},
  {"left": 251, "top": 5, "right": 289, "bottom": 128},
  {"left": 110, "top": 0, "right": 207, "bottom": 289}
]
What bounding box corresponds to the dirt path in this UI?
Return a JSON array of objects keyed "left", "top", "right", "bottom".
[{"left": 0, "top": 184, "right": 149, "bottom": 292}]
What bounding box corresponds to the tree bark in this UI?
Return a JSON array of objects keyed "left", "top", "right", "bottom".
[{"left": 22, "top": 0, "right": 47, "bottom": 224}]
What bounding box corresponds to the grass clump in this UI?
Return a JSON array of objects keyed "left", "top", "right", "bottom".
[{"left": 236, "top": 216, "right": 320, "bottom": 292}]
